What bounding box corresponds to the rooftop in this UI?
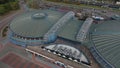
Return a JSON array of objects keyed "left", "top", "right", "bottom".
[
  {"left": 58, "top": 17, "right": 84, "bottom": 41},
  {"left": 90, "top": 19, "right": 120, "bottom": 68},
  {"left": 10, "top": 9, "right": 66, "bottom": 37}
]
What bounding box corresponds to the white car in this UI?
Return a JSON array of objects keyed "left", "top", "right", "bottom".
[
  {"left": 55, "top": 61, "right": 66, "bottom": 68},
  {"left": 92, "top": 16, "right": 104, "bottom": 20}
]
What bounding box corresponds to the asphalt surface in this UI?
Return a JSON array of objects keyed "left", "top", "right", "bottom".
[{"left": 0, "top": 1, "right": 62, "bottom": 68}]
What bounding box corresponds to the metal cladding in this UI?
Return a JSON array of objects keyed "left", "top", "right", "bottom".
[
  {"left": 44, "top": 11, "right": 75, "bottom": 42},
  {"left": 9, "top": 9, "right": 92, "bottom": 46},
  {"left": 76, "top": 18, "right": 93, "bottom": 42}
]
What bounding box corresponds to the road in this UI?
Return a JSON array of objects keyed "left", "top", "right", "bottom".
[
  {"left": 0, "top": 1, "right": 62, "bottom": 68},
  {"left": 0, "top": 0, "right": 30, "bottom": 41}
]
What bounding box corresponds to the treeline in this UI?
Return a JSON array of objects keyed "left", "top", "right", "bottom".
[
  {"left": 0, "top": 0, "right": 19, "bottom": 15},
  {"left": 47, "top": 0, "right": 119, "bottom": 3},
  {"left": 25, "top": 0, "right": 40, "bottom": 9}
]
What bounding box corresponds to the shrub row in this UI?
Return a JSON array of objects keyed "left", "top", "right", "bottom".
[{"left": 0, "top": 1, "right": 19, "bottom": 15}]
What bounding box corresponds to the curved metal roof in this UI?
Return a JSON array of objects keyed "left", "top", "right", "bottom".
[
  {"left": 10, "top": 9, "right": 65, "bottom": 37},
  {"left": 90, "top": 20, "right": 120, "bottom": 68}
]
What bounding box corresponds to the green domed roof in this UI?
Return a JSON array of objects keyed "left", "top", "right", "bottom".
[{"left": 10, "top": 9, "right": 65, "bottom": 37}]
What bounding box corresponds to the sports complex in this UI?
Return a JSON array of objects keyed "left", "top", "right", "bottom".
[{"left": 7, "top": 4, "right": 120, "bottom": 68}]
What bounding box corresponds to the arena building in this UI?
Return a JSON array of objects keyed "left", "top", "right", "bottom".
[
  {"left": 9, "top": 9, "right": 66, "bottom": 46},
  {"left": 89, "top": 19, "right": 120, "bottom": 68},
  {"left": 8, "top": 8, "right": 120, "bottom": 68},
  {"left": 9, "top": 9, "right": 92, "bottom": 46}
]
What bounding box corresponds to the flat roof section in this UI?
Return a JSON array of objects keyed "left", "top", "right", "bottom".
[{"left": 58, "top": 17, "right": 84, "bottom": 41}]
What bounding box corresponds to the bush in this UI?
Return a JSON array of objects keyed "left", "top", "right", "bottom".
[
  {"left": 2, "top": 26, "right": 8, "bottom": 37},
  {"left": 28, "top": 0, "right": 39, "bottom": 9},
  {"left": 0, "top": 5, "right": 6, "bottom": 15},
  {"left": 0, "top": 1, "right": 19, "bottom": 15},
  {"left": 3, "top": 3, "right": 12, "bottom": 12},
  {"left": 10, "top": 1, "right": 19, "bottom": 10}
]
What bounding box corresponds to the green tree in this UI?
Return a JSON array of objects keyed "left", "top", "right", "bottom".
[
  {"left": 0, "top": 0, "right": 19, "bottom": 15},
  {"left": 0, "top": 0, "right": 17, "bottom": 4},
  {"left": 3, "top": 3, "right": 11, "bottom": 12},
  {"left": 0, "top": 5, "right": 6, "bottom": 15},
  {"left": 10, "top": 1, "right": 19, "bottom": 10}
]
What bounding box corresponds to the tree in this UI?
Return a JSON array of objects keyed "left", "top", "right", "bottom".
[
  {"left": 0, "top": 0, "right": 19, "bottom": 15},
  {"left": 0, "top": 5, "right": 6, "bottom": 15},
  {"left": 3, "top": 3, "right": 12, "bottom": 12},
  {"left": 9, "top": 1, "right": 19, "bottom": 10}
]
